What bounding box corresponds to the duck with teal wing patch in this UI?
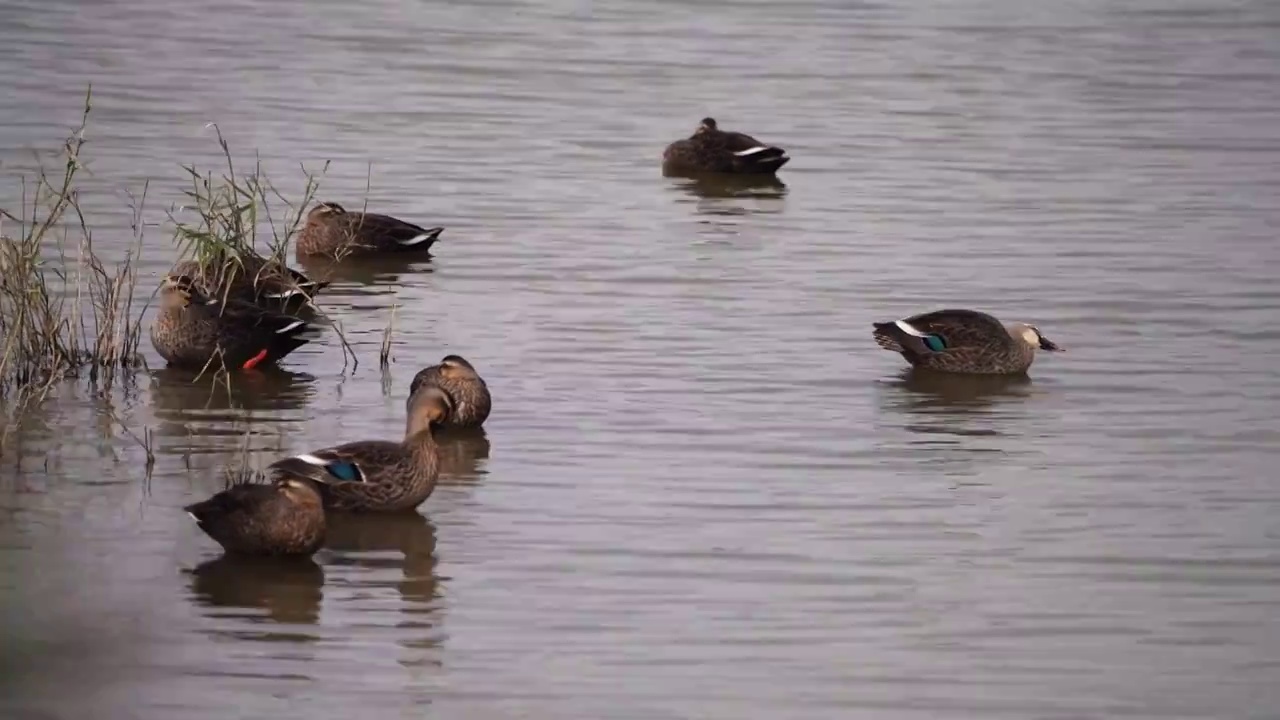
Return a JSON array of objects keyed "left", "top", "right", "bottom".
[
  {"left": 873, "top": 308, "right": 1063, "bottom": 375},
  {"left": 150, "top": 274, "right": 324, "bottom": 371},
  {"left": 407, "top": 355, "right": 491, "bottom": 430},
  {"left": 267, "top": 385, "right": 453, "bottom": 512},
  {"left": 184, "top": 476, "right": 326, "bottom": 557},
  {"left": 296, "top": 202, "right": 445, "bottom": 260},
  {"left": 663, "top": 117, "right": 790, "bottom": 177}
]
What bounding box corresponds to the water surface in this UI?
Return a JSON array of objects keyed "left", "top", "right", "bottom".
[{"left": 2, "top": 0, "right": 1280, "bottom": 718}]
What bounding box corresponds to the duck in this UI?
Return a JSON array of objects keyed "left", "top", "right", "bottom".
[
  {"left": 150, "top": 274, "right": 323, "bottom": 371},
  {"left": 184, "top": 477, "right": 326, "bottom": 557},
  {"left": 171, "top": 252, "right": 328, "bottom": 314},
  {"left": 266, "top": 385, "right": 453, "bottom": 512},
  {"left": 872, "top": 309, "right": 1063, "bottom": 375},
  {"left": 408, "top": 355, "right": 492, "bottom": 429},
  {"left": 295, "top": 202, "right": 445, "bottom": 260},
  {"left": 662, "top": 117, "right": 790, "bottom": 177}
]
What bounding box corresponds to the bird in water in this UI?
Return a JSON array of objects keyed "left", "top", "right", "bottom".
[
  {"left": 184, "top": 476, "right": 326, "bottom": 557},
  {"left": 150, "top": 274, "right": 323, "bottom": 371},
  {"left": 872, "top": 308, "right": 1063, "bottom": 375},
  {"left": 408, "top": 354, "right": 492, "bottom": 430},
  {"left": 295, "top": 202, "right": 445, "bottom": 260},
  {"left": 662, "top": 117, "right": 790, "bottom": 177},
  {"left": 170, "top": 252, "right": 328, "bottom": 315},
  {"left": 266, "top": 385, "right": 453, "bottom": 513}
]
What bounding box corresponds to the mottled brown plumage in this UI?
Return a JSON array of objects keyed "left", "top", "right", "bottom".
[
  {"left": 184, "top": 477, "right": 326, "bottom": 557},
  {"left": 171, "top": 253, "right": 328, "bottom": 315},
  {"left": 150, "top": 274, "right": 323, "bottom": 371},
  {"left": 295, "top": 202, "right": 445, "bottom": 260},
  {"left": 662, "top": 117, "right": 790, "bottom": 177},
  {"left": 267, "top": 386, "right": 453, "bottom": 512},
  {"left": 407, "top": 355, "right": 492, "bottom": 430},
  {"left": 873, "top": 309, "right": 1063, "bottom": 375}
]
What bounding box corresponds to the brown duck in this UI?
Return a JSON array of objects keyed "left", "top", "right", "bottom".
[
  {"left": 150, "top": 274, "right": 323, "bottom": 371},
  {"left": 295, "top": 202, "right": 445, "bottom": 259},
  {"left": 873, "top": 308, "right": 1064, "bottom": 375},
  {"left": 662, "top": 117, "right": 790, "bottom": 176},
  {"left": 408, "top": 355, "right": 492, "bottom": 429},
  {"left": 184, "top": 477, "right": 326, "bottom": 557},
  {"left": 266, "top": 385, "right": 452, "bottom": 513},
  {"left": 171, "top": 252, "right": 328, "bottom": 314}
]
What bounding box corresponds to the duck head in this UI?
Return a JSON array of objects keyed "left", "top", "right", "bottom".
[
  {"left": 307, "top": 202, "right": 347, "bottom": 223},
  {"left": 1012, "top": 323, "right": 1063, "bottom": 352},
  {"left": 405, "top": 385, "right": 455, "bottom": 436},
  {"left": 438, "top": 354, "right": 479, "bottom": 378},
  {"left": 159, "top": 274, "right": 213, "bottom": 309},
  {"left": 696, "top": 117, "right": 718, "bottom": 135},
  {"left": 276, "top": 477, "right": 323, "bottom": 507}
]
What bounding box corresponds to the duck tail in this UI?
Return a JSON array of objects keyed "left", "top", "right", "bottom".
[
  {"left": 874, "top": 319, "right": 947, "bottom": 356},
  {"left": 396, "top": 227, "right": 444, "bottom": 250},
  {"left": 274, "top": 318, "right": 324, "bottom": 342},
  {"left": 872, "top": 321, "right": 906, "bottom": 352},
  {"left": 733, "top": 145, "right": 789, "bottom": 174},
  {"left": 263, "top": 282, "right": 328, "bottom": 301}
]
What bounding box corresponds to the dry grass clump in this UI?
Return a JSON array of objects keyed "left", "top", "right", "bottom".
[{"left": 0, "top": 88, "right": 147, "bottom": 448}]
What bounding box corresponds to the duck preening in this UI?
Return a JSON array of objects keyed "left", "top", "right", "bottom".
[
  {"left": 185, "top": 477, "right": 326, "bottom": 557},
  {"left": 408, "top": 354, "right": 492, "bottom": 430},
  {"left": 170, "top": 252, "right": 328, "bottom": 315},
  {"left": 662, "top": 117, "right": 790, "bottom": 177},
  {"left": 150, "top": 274, "right": 323, "bottom": 371},
  {"left": 266, "top": 385, "right": 453, "bottom": 513},
  {"left": 873, "top": 308, "right": 1063, "bottom": 375}
]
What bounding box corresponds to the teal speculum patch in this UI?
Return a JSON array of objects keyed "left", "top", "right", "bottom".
[
  {"left": 327, "top": 461, "right": 360, "bottom": 481},
  {"left": 923, "top": 335, "right": 947, "bottom": 352}
]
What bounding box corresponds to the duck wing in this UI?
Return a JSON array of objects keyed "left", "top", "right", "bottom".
[
  {"left": 349, "top": 212, "right": 444, "bottom": 250},
  {"left": 268, "top": 441, "right": 405, "bottom": 486}
]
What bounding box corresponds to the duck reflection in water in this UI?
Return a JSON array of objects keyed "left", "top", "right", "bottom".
[
  {"left": 435, "top": 430, "right": 491, "bottom": 484},
  {"left": 294, "top": 253, "right": 434, "bottom": 291},
  {"left": 187, "top": 555, "right": 325, "bottom": 629},
  {"left": 324, "top": 512, "right": 440, "bottom": 610},
  {"left": 673, "top": 173, "right": 789, "bottom": 201},
  {"left": 150, "top": 366, "right": 317, "bottom": 414},
  {"left": 889, "top": 367, "right": 1034, "bottom": 409},
  {"left": 875, "top": 367, "right": 1040, "bottom": 453}
]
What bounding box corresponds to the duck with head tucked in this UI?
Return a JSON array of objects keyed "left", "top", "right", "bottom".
[
  {"left": 873, "top": 308, "right": 1064, "bottom": 375},
  {"left": 408, "top": 354, "right": 491, "bottom": 430},
  {"left": 296, "top": 202, "right": 445, "bottom": 260},
  {"left": 171, "top": 252, "right": 328, "bottom": 315},
  {"left": 151, "top": 274, "right": 323, "bottom": 371},
  {"left": 663, "top": 117, "right": 790, "bottom": 177},
  {"left": 184, "top": 476, "right": 326, "bottom": 557},
  {"left": 266, "top": 385, "right": 453, "bottom": 512}
]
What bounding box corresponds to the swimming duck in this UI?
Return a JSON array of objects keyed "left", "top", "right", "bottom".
[
  {"left": 295, "top": 202, "right": 445, "bottom": 260},
  {"left": 662, "top": 117, "right": 790, "bottom": 177},
  {"left": 171, "top": 252, "right": 328, "bottom": 314},
  {"left": 266, "top": 385, "right": 452, "bottom": 512},
  {"left": 873, "top": 309, "right": 1063, "bottom": 375},
  {"left": 408, "top": 355, "right": 492, "bottom": 429},
  {"left": 150, "top": 274, "right": 323, "bottom": 371},
  {"left": 184, "top": 477, "right": 326, "bottom": 557}
]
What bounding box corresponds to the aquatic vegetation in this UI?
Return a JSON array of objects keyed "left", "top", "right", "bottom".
[
  {"left": 0, "top": 88, "right": 147, "bottom": 448},
  {"left": 0, "top": 87, "right": 361, "bottom": 453}
]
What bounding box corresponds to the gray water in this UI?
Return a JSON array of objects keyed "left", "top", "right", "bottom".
[{"left": 2, "top": 0, "right": 1280, "bottom": 718}]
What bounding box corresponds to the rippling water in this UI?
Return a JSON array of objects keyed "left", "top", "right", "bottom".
[{"left": 3, "top": 0, "right": 1280, "bottom": 717}]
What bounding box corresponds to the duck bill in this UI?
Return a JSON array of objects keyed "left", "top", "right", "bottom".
[{"left": 1039, "top": 338, "right": 1064, "bottom": 352}]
